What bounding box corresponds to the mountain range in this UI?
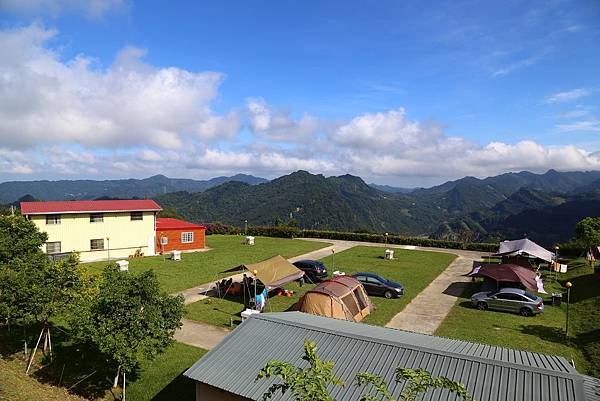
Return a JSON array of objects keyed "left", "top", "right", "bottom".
[
  {"left": 0, "top": 174, "right": 268, "bottom": 203},
  {"left": 5, "top": 169, "right": 600, "bottom": 246}
]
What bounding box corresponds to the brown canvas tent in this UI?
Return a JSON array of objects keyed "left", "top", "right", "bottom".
[
  {"left": 221, "top": 255, "right": 305, "bottom": 288},
  {"left": 467, "top": 263, "right": 547, "bottom": 293},
  {"left": 293, "top": 276, "right": 374, "bottom": 322}
]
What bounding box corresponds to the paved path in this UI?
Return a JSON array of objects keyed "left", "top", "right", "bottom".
[
  {"left": 384, "top": 255, "right": 476, "bottom": 334},
  {"left": 174, "top": 319, "right": 231, "bottom": 350}
]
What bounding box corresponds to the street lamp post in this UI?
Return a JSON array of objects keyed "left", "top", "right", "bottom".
[
  {"left": 385, "top": 232, "right": 388, "bottom": 246},
  {"left": 554, "top": 245, "right": 560, "bottom": 280},
  {"left": 106, "top": 237, "right": 110, "bottom": 263},
  {"left": 565, "top": 281, "right": 572, "bottom": 338},
  {"left": 244, "top": 220, "right": 248, "bottom": 236},
  {"left": 331, "top": 248, "right": 335, "bottom": 273}
]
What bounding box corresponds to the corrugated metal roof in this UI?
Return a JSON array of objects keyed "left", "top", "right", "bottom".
[
  {"left": 156, "top": 218, "right": 205, "bottom": 230},
  {"left": 185, "top": 312, "right": 599, "bottom": 401},
  {"left": 20, "top": 199, "right": 162, "bottom": 214}
]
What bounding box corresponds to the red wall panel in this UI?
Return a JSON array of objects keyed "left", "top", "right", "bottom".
[{"left": 156, "top": 228, "right": 205, "bottom": 252}]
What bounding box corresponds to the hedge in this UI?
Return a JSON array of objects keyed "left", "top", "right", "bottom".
[
  {"left": 204, "top": 222, "right": 497, "bottom": 252},
  {"left": 301, "top": 230, "right": 498, "bottom": 252}
]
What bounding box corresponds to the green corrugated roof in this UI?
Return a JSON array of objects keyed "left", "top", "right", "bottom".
[{"left": 185, "top": 312, "right": 600, "bottom": 401}]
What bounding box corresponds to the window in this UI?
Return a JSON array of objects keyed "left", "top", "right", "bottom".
[
  {"left": 46, "top": 215, "right": 61, "bottom": 225},
  {"left": 366, "top": 276, "right": 382, "bottom": 285},
  {"left": 90, "top": 239, "right": 104, "bottom": 250},
  {"left": 341, "top": 294, "right": 360, "bottom": 316},
  {"left": 353, "top": 288, "right": 368, "bottom": 310},
  {"left": 161, "top": 236, "right": 168, "bottom": 245},
  {"left": 181, "top": 232, "right": 194, "bottom": 243},
  {"left": 90, "top": 213, "right": 104, "bottom": 223},
  {"left": 355, "top": 275, "right": 367, "bottom": 283},
  {"left": 46, "top": 242, "right": 61, "bottom": 254},
  {"left": 130, "top": 211, "right": 143, "bottom": 221}
]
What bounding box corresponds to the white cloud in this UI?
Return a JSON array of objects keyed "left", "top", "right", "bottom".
[
  {"left": 0, "top": 0, "right": 126, "bottom": 19},
  {"left": 0, "top": 25, "right": 240, "bottom": 151},
  {"left": 492, "top": 56, "right": 538, "bottom": 77},
  {"left": 331, "top": 108, "right": 443, "bottom": 151},
  {"left": 557, "top": 120, "right": 600, "bottom": 133},
  {"left": 325, "top": 109, "right": 600, "bottom": 183},
  {"left": 545, "top": 88, "right": 591, "bottom": 104},
  {"left": 247, "top": 98, "right": 322, "bottom": 142}
]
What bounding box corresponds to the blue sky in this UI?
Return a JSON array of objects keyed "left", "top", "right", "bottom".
[{"left": 0, "top": 0, "right": 599, "bottom": 186}]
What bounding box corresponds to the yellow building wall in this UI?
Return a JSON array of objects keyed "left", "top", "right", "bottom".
[{"left": 29, "top": 211, "right": 156, "bottom": 261}]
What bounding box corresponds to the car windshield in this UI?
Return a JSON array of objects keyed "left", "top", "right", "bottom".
[{"left": 523, "top": 291, "right": 537, "bottom": 301}]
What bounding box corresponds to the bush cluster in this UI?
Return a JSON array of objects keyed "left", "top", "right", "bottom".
[
  {"left": 301, "top": 230, "right": 498, "bottom": 252},
  {"left": 204, "top": 221, "right": 497, "bottom": 251}
]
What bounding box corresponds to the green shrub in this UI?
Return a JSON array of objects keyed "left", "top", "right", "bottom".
[{"left": 300, "top": 230, "right": 497, "bottom": 252}]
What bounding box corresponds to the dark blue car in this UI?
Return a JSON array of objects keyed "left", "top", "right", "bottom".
[{"left": 352, "top": 272, "right": 404, "bottom": 298}]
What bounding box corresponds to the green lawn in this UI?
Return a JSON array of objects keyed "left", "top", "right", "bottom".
[
  {"left": 435, "top": 257, "right": 600, "bottom": 377},
  {"left": 186, "top": 246, "right": 456, "bottom": 327},
  {"left": 84, "top": 235, "right": 329, "bottom": 293},
  {"left": 126, "top": 342, "right": 206, "bottom": 401}
]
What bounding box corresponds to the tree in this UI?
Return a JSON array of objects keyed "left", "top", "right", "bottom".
[
  {"left": 157, "top": 207, "right": 184, "bottom": 220},
  {"left": 257, "top": 340, "right": 344, "bottom": 401},
  {"left": 0, "top": 214, "right": 49, "bottom": 325},
  {"left": 575, "top": 217, "right": 600, "bottom": 264},
  {"left": 25, "top": 252, "right": 94, "bottom": 372},
  {"left": 72, "top": 266, "right": 184, "bottom": 400},
  {"left": 258, "top": 341, "right": 475, "bottom": 401},
  {"left": 0, "top": 214, "right": 48, "bottom": 264},
  {"left": 355, "top": 368, "right": 474, "bottom": 401}
]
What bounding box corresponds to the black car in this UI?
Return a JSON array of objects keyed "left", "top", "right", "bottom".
[
  {"left": 293, "top": 260, "right": 328, "bottom": 283},
  {"left": 353, "top": 272, "right": 404, "bottom": 298}
]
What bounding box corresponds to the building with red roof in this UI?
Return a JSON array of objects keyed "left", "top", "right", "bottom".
[
  {"left": 156, "top": 218, "right": 206, "bottom": 253},
  {"left": 21, "top": 199, "right": 162, "bottom": 262}
]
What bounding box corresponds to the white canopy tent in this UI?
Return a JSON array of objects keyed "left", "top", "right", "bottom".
[{"left": 495, "top": 238, "right": 555, "bottom": 263}]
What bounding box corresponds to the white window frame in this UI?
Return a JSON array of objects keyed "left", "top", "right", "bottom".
[
  {"left": 90, "top": 213, "right": 104, "bottom": 223},
  {"left": 46, "top": 215, "right": 61, "bottom": 225},
  {"left": 161, "top": 236, "right": 168, "bottom": 245},
  {"left": 90, "top": 238, "right": 105, "bottom": 251},
  {"left": 181, "top": 232, "right": 194, "bottom": 244},
  {"left": 46, "top": 241, "right": 61, "bottom": 254}
]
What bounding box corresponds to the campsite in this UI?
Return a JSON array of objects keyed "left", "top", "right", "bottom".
[{"left": 2, "top": 212, "right": 600, "bottom": 401}]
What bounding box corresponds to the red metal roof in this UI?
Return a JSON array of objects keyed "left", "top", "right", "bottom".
[
  {"left": 20, "top": 199, "right": 162, "bottom": 215},
  {"left": 156, "top": 218, "right": 205, "bottom": 230}
]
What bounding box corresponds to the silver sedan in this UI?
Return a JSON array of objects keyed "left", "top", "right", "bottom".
[{"left": 471, "top": 287, "right": 544, "bottom": 317}]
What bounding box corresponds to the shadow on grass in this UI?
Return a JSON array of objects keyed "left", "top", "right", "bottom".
[
  {"left": 520, "top": 324, "right": 566, "bottom": 344},
  {"left": 565, "top": 274, "right": 599, "bottom": 303},
  {"left": 1, "top": 322, "right": 119, "bottom": 400},
  {"left": 150, "top": 372, "right": 196, "bottom": 401}
]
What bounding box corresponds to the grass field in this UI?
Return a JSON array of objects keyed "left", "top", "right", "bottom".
[
  {"left": 84, "top": 235, "right": 329, "bottom": 293},
  {"left": 435, "top": 257, "right": 600, "bottom": 377},
  {"left": 127, "top": 342, "right": 206, "bottom": 401},
  {"left": 186, "top": 246, "right": 456, "bottom": 327}
]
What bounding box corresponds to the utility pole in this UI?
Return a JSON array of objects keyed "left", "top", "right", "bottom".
[{"left": 565, "top": 281, "right": 572, "bottom": 338}]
